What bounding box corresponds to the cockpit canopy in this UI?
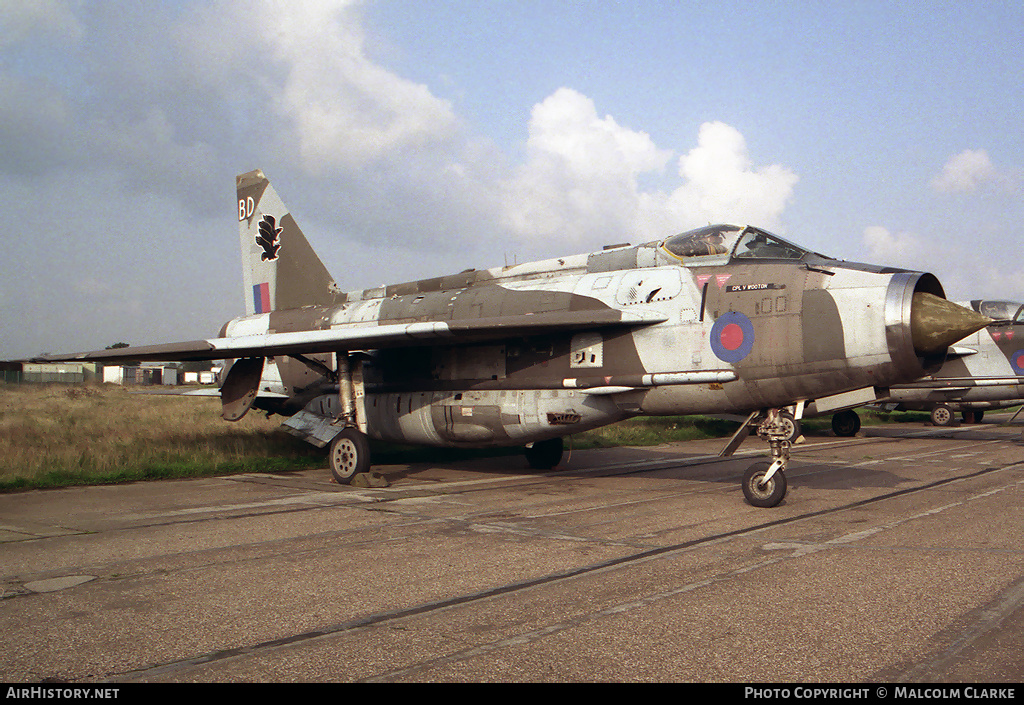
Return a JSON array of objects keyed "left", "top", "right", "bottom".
[
  {"left": 970, "top": 300, "right": 1024, "bottom": 324},
  {"left": 660, "top": 224, "right": 812, "bottom": 264}
]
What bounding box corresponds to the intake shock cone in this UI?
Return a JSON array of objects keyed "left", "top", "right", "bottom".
[{"left": 911, "top": 292, "right": 993, "bottom": 356}]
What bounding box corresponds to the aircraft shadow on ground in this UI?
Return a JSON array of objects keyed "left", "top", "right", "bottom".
[{"left": 320, "top": 421, "right": 1021, "bottom": 492}]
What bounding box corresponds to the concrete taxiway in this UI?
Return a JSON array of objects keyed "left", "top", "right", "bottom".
[{"left": 2, "top": 415, "right": 1023, "bottom": 682}]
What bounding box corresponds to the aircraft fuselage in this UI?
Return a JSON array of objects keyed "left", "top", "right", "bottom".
[
  {"left": 42, "top": 171, "right": 996, "bottom": 504},
  {"left": 223, "top": 242, "right": 947, "bottom": 449}
]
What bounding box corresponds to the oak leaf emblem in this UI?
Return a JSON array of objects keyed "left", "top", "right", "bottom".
[{"left": 256, "top": 215, "right": 282, "bottom": 261}]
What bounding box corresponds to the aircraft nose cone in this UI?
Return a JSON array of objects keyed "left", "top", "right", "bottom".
[{"left": 911, "top": 292, "right": 993, "bottom": 356}]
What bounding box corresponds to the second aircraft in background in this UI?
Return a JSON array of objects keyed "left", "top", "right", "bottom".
[{"left": 830, "top": 300, "right": 1024, "bottom": 435}]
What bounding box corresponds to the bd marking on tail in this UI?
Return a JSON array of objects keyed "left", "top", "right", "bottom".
[{"left": 238, "top": 196, "right": 255, "bottom": 221}]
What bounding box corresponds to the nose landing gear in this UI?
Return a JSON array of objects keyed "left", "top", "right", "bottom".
[
  {"left": 742, "top": 461, "right": 788, "bottom": 508},
  {"left": 721, "top": 407, "right": 795, "bottom": 508}
]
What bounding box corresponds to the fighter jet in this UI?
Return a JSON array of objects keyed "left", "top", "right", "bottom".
[
  {"left": 829, "top": 299, "right": 1024, "bottom": 434},
  {"left": 42, "top": 170, "right": 993, "bottom": 507}
]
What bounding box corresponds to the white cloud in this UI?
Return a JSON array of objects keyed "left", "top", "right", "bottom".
[
  {"left": 185, "top": 0, "right": 459, "bottom": 173},
  {"left": 861, "top": 224, "right": 1024, "bottom": 305},
  {"left": 0, "top": 2, "right": 810, "bottom": 357},
  {"left": 862, "top": 225, "right": 924, "bottom": 262},
  {"left": 931, "top": 149, "right": 997, "bottom": 193},
  {"left": 525, "top": 88, "right": 672, "bottom": 177},
  {"left": 179, "top": 7, "right": 802, "bottom": 253},
  {"left": 273, "top": 6, "right": 458, "bottom": 171},
  {"left": 501, "top": 94, "right": 798, "bottom": 250},
  {"left": 500, "top": 88, "right": 672, "bottom": 245},
  {"left": 639, "top": 122, "right": 798, "bottom": 237}
]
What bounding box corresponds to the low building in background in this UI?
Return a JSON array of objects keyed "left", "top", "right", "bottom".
[
  {"left": 1, "top": 362, "right": 99, "bottom": 384},
  {"left": 101, "top": 364, "right": 179, "bottom": 386}
]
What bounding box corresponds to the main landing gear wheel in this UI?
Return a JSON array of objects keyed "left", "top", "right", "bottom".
[
  {"left": 525, "top": 437, "right": 564, "bottom": 470},
  {"left": 778, "top": 411, "right": 801, "bottom": 443},
  {"left": 962, "top": 410, "right": 984, "bottom": 424},
  {"left": 831, "top": 409, "right": 861, "bottom": 437},
  {"left": 931, "top": 405, "right": 955, "bottom": 427},
  {"left": 742, "top": 461, "right": 787, "bottom": 508},
  {"left": 329, "top": 428, "right": 371, "bottom": 484}
]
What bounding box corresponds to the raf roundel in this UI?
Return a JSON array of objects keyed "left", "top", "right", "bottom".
[
  {"left": 1011, "top": 350, "right": 1024, "bottom": 375},
  {"left": 710, "top": 311, "right": 755, "bottom": 363}
]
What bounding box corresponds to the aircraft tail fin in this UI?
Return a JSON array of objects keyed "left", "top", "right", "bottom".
[{"left": 236, "top": 170, "right": 340, "bottom": 315}]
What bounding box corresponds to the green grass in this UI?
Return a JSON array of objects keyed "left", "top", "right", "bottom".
[
  {"left": 571, "top": 415, "right": 744, "bottom": 449},
  {"left": 0, "top": 383, "right": 969, "bottom": 492},
  {"left": 0, "top": 384, "right": 323, "bottom": 491}
]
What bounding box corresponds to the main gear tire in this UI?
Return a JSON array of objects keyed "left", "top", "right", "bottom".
[
  {"left": 525, "top": 437, "right": 564, "bottom": 470},
  {"left": 328, "top": 428, "right": 371, "bottom": 484},
  {"left": 831, "top": 409, "right": 861, "bottom": 437},
  {"left": 931, "top": 405, "right": 955, "bottom": 427},
  {"left": 778, "top": 411, "right": 801, "bottom": 442}
]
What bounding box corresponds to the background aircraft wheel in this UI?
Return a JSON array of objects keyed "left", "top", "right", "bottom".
[
  {"left": 779, "top": 411, "right": 801, "bottom": 442},
  {"left": 831, "top": 409, "right": 861, "bottom": 437},
  {"left": 525, "top": 437, "right": 564, "bottom": 470},
  {"left": 961, "top": 410, "right": 983, "bottom": 424},
  {"left": 328, "top": 428, "right": 371, "bottom": 484},
  {"left": 742, "top": 462, "right": 787, "bottom": 508},
  {"left": 930, "top": 405, "right": 955, "bottom": 427}
]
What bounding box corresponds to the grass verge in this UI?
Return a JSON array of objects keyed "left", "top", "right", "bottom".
[
  {"left": 0, "top": 384, "right": 323, "bottom": 491},
  {"left": 0, "top": 383, "right": 950, "bottom": 492}
]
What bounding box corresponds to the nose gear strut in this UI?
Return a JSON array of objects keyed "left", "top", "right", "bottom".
[{"left": 720, "top": 407, "right": 798, "bottom": 507}]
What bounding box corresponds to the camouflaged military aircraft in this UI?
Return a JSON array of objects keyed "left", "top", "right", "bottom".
[
  {"left": 829, "top": 299, "right": 1024, "bottom": 434},
  {"left": 44, "top": 169, "right": 994, "bottom": 507}
]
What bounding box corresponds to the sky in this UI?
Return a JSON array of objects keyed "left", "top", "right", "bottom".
[{"left": 2, "top": 0, "right": 1023, "bottom": 359}]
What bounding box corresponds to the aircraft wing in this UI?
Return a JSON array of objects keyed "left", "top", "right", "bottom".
[{"left": 38, "top": 309, "right": 667, "bottom": 363}]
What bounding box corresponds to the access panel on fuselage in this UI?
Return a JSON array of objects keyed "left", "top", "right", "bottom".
[{"left": 699, "top": 263, "right": 810, "bottom": 379}]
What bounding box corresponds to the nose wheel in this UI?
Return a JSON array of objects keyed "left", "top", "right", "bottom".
[
  {"left": 742, "top": 461, "right": 788, "bottom": 508},
  {"left": 723, "top": 407, "right": 794, "bottom": 507}
]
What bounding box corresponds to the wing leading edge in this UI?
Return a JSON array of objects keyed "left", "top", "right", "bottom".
[{"left": 38, "top": 309, "right": 668, "bottom": 364}]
